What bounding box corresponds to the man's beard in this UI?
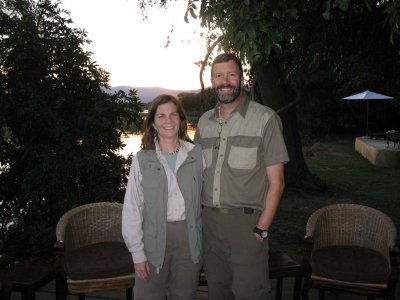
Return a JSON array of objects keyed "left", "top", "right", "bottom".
[{"left": 214, "top": 84, "right": 241, "bottom": 104}]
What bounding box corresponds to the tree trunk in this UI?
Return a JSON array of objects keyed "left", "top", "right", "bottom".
[{"left": 253, "top": 58, "right": 318, "bottom": 189}]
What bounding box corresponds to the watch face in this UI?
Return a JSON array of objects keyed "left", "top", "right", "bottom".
[{"left": 253, "top": 227, "right": 268, "bottom": 239}]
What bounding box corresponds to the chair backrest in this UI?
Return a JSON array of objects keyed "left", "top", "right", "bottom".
[
  {"left": 306, "top": 203, "right": 397, "bottom": 261},
  {"left": 305, "top": 203, "right": 398, "bottom": 285},
  {"left": 56, "top": 202, "right": 124, "bottom": 252}
]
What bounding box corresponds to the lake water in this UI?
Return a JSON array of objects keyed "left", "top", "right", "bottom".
[
  {"left": 120, "top": 129, "right": 195, "bottom": 157},
  {"left": 120, "top": 134, "right": 142, "bottom": 157}
]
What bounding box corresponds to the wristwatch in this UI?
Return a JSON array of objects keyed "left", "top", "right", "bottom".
[{"left": 253, "top": 226, "right": 268, "bottom": 239}]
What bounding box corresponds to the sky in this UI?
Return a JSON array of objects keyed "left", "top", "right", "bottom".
[{"left": 57, "top": 0, "right": 212, "bottom": 90}]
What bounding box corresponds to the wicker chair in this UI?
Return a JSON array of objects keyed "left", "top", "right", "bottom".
[
  {"left": 302, "top": 203, "right": 399, "bottom": 300},
  {"left": 54, "top": 202, "right": 135, "bottom": 300}
]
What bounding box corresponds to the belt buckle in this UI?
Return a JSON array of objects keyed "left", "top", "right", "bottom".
[
  {"left": 243, "top": 207, "right": 254, "bottom": 214},
  {"left": 212, "top": 207, "right": 229, "bottom": 214},
  {"left": 219, "top": 208, "right": 229, "bottom": 214}
]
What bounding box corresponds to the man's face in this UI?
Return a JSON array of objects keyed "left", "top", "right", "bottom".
[{"left": 211, "top": 60, "right": 243, "bottom": 104}]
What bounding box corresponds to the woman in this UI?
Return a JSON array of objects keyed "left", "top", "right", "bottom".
[{"left": 122, "top": 94, "right": 203, "bottom": 300}]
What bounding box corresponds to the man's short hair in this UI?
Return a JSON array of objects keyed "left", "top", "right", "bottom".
[{"left": 211, "top": 53, "right": 243, "bottom": 76}]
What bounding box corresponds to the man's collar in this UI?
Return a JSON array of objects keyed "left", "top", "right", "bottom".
[
  {"left": 235, "top": 94, "right": 249, "bottom": 118},
  {"left": 212, "top": 94, "right": 250, "bottom": 120}
]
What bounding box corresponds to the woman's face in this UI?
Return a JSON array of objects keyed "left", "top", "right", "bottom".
[{"left": 153, "top": 102, "right": 180, "bottom": 141}]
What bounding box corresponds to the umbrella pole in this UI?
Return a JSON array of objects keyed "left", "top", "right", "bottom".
[{"left": 366, "top": 101, "right": 369, "bottom": 137}]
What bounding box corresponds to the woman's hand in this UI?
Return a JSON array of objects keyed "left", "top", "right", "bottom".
[{"left": 134, "top": 261, "right": 151, "bottom": 282}]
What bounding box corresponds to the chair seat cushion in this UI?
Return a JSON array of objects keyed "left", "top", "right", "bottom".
[
  {"left": 65, "top": 242, "right": 133, "bottom": 280},
  {"left": 311, "top": 245, "right": 389, "bottom": 283}
]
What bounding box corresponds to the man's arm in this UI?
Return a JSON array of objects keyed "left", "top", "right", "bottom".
[{"left": 256, "top": 162, "right": 285, "bottom": 230}]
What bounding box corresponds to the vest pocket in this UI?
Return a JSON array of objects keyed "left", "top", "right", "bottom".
[{"left": 141, "top": 162, "right": 164, "bottom": 188}]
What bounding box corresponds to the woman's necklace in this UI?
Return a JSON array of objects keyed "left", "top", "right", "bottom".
[{"left": 164, "top": 144, "right": 180, "bottom": 155}]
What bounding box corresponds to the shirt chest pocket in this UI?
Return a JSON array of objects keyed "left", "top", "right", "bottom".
[
  {"left": 227, "top": 145, "right": 258, "bottom": 170},
  {"left": 141, "top": 162, "right": 165, "bottom": 188}
]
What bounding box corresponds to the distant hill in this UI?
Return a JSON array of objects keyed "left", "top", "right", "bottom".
[{"left": 109, "top": 86, "right": 200, "bottom": 103}]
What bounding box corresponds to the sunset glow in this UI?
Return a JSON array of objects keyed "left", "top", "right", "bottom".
[{"left": 58, "top": 0, "right": 212, "bottom": 90}]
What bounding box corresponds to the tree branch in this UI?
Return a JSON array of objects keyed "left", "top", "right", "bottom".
[{"left": 200, "top": 36, "right": 223, "bottom": 113}]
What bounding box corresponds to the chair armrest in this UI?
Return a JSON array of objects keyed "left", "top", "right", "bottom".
[
  {"left": 54, "top": 241, "right": 65, "bottom": 270},
  {"left": 53, "top": 241, "right": 68, "bottom": 298},
  {"left": 302, "top": 235, "right": 314, "bottom": 276},
  {"left": 0, "top": 239, "right": 14, "bottom": 268},
  {"left": 389, "top": 245, "right": 400, "bottom": 256},
  {"left": 304, "top": 235, "right": 314, "bottom": 244},
  {"left": 389, "top": 245, "right": 400, "bottom": 285},
  {"left": 0, "top": 255, "right": 14, "bottom": 268},
  {"left": 54, "top": 240, "right": 65, "bottom": 253}
]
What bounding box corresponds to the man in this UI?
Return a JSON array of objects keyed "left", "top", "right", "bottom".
[{"left": 194, "top": 53, "right": 289, "bottom": 300}]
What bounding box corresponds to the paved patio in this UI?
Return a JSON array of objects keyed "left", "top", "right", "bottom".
[
  {"left": 355, "top": 136, "right": 400, "bottom": 168},
  {"left": 9, "top": 277, "right": 399, "bottom": 300}
]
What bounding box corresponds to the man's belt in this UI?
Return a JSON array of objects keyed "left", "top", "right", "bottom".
[{"left": 206, "top": 206, "right": 259, "bottom": 214}]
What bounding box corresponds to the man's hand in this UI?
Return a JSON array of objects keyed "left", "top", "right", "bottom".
[
  {"left": 254, "top": 233, "right": 264, "bottom": 242},
  {"left": 134, "top": 261, "right": 150, "bottom": 282}
]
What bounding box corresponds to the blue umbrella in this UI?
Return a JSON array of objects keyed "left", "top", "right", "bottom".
[{"left": 342, "top": 90, "right": 394, "bottom": 136}]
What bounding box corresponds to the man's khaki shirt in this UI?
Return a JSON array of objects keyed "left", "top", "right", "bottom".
[{"left": 194, "top": 95, "right": 289, "bottom": 210}]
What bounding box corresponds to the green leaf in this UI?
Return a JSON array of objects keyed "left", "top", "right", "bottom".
[
  {"left": 271, "top": 42, "right": 282, "bottom": 54},
  {"left": 190, "top": 8, "right": 197, "bottom": 20},
  {"left": 333, "top": 0, "right": 351, "bottom": 11},
  {"left": 287, "top": 8, "right": 298, "bottom": 19},
  {"left": 323, "top": 0, "right": 331, "bottom": 20},
  {"left": 184, "top": 11, "right": 189, "bottom": 23}
]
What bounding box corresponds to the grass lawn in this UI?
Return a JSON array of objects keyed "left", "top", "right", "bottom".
[{"left": 269, "top": 135, "right": 400, "bottom": 263}]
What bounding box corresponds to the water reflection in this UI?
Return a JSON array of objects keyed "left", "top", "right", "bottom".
[
  {"left": 120, "top": 129, "right": 195, "bottom": 157},
  {"left": 120, "top": 134, "right": 142, "bottom": 157}
]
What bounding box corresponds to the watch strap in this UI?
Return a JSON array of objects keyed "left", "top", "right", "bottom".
[{"left": 253, "top": 226, "right": 268, "bottom": 239}]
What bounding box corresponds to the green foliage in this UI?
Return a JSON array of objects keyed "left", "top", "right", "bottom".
[
  {"left": 178, "top": 87, "right": 218, "bottom": 109},
  {"left": 0, "top": 0, "right": 143, "bottom": 259},
  {"left": 280, "top": 1, "right": 400, "bottom": 139},
  {"left": 179, "top": 87, "right": 218, "bottom": 125},
  {"left": 109, "top": 89, "right": 145, "bottom": 133},
  {"left": 199, "top": 0, "right": 299, "bottom": 64},
  {"left": 323, "top": 0, "right": 351, "bottom": 19},
  {"left": 384, "top": 0, "right": 400, "bottom": 42}
]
